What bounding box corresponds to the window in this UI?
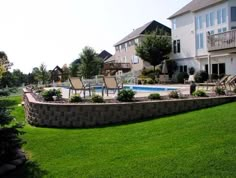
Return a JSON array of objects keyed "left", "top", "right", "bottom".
[
  {"left": 173, "top": 40, "right": 180, "bottom": 53},
  {"left": 209, "top": 30, "right": 214, "bottom": 35},
  {"left": 205, "top": 64, "right": 208, "bottom": 74},
  {"left": 132, "top": 55, "right": 139, "bottom": 64},
  {"left": 206, "top": 12, "right": 214, "bottom": 27},
  {"left": 125, "top": 43, "right": 128, "bottom": 51},
  {"left": 231, "top": 7, "right": 236, "bottom": 21},
  {"left": 218, "top": 27, "right": 227, "bottom": 33},
  {"left": 217, "top": 8, "right": 227, "bottom": 24},
  {"left": 173, "top": 40, "right": 177, "bottom": 53},
  {"left": 196, "top": 33, "right": 204, "bottom": 49},
  {"left": 212, "top": 63, "right": 225, "bottom": 75},
  {"left": 134, "top": 38, "right": 139, "bottom": 45},
  {"left": 177, "top": 40, "right": 181, "bottom": 53},
  {"left": 173, "top": 19, "right": 176, "bottom": 30},
  {"left": 196, "top": 16, "right": 203, "bottom": 30},
  {"left": 179, "top": 65, "right": 187, "bottom": 72},
  {"left": 231, "top": 26, "right": 236, "bottom": 30}
]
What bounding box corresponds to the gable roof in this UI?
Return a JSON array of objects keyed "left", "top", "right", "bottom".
[
  {"left": 98, "top": 50, "right": 112, "bottom": 61},
  {"left": 168, "top": 0, "right": 226, "bottom": 19},
  {"left": 114, "top": 20, "right": 171, "bottom": 46}
]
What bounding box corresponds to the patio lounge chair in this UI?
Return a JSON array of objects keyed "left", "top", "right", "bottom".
[
  {"left": 197, "top": 75, "right": 229, "bottom": 90},
  {"left": 69, "top": 77, "right": 91, "bottom": 98},
  {"left": 225, "top": 75, "right": 236, "bottom": 90},
  {"left": 102, "top": 76, "right": 123, "bottom": 96}
]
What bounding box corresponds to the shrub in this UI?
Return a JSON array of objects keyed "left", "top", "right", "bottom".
[
  {"left": 0, "top": 90, "right": 10, "bottom": 97},
  {"left": 168, "top": 91, "right": 179, "bottom": 99},
  {"left": 91, "top": 94, "right": 104, "bottom": 103},
  {"left": 177, "top": 72, "right": 189, "bottom": 83},
  {"left": 210, "top": 73, "right": 219, "bottom": 80},
  {"left": 192, "top": 90, "right": 207, "bottom": 97},
  {"left": 215, "top": 87, "right": 225, "bottom": 95},
  {"left": 148, "top": 93, "right": 161, "bottom": 100},
  {"left": 148, "top": 79, "right": 154, "bottom": 84},
  {"left": 70, "top": 94, "right": 83, "bottom": 103},
  {"left": 194, "top": 70, "right": 208, "bottom": 83},
  {"left": 41, "top": 89, "right": 62, "bottom": 101},
  {"left": 117, "top": 89, "right": 136, "bottom": 102},
  {"left": 189, "top": 67, "right": 195, "bottom": 75},
  {"left": 0, "top": 104, "right": 24, "bottom": 163}
]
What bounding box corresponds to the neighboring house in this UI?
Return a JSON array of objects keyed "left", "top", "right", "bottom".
[
  {"left": 104, "top": 20, "right": 171, "bottom": 75},
  {"left": 50, "top": 66, "right": 64, "bottom": 82},
  {"left": 169, "top": 0, "right": 236, "bottom": 76},
  {"left": 98, "top": 50, "right": 112, "bottom": 62}
]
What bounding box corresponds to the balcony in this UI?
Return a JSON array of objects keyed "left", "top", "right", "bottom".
[{"left": 207, "top": 30, "right": 236, "bottom": 52}]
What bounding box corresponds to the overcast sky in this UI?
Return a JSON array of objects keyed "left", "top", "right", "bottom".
[{"left": 0, "top": 0, "right": 191, "bottom": 73}]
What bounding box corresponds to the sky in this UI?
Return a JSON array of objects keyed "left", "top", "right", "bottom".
[{"left": 0, "top": 0, "right": 191, "bottom": 73}]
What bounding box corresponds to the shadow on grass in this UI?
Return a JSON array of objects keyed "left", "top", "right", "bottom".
[
  {"left": 3, "top": 160, "right": 48, "bottom": 178},
  {"left": 0, "top": 99, "right": 18, "bottom": 107}
]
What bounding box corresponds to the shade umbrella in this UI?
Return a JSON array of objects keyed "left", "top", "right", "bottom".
[{"left": 162, "top": 60, "right": 168, "bottom": 74}]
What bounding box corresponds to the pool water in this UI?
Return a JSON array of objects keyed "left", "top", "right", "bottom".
[{"left": 94, "top": 85, "right": 176, "bottom": 93}]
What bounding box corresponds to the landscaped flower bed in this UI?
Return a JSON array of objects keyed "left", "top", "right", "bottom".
[{"left": 23, "top": 88, "right": 236, "bottom": 128}]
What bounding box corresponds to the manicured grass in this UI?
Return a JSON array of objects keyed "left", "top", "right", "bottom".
[{"left": 3, "top": 96, "right": 236, "bottom": 177}]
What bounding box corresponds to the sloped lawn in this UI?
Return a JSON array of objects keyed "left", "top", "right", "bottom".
[{"left": 3, "top": 96, "right": 236, "bottom": 177}]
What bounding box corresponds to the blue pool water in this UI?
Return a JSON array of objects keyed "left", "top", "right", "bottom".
[{"left": 94, "top": 85, "right": 176, "bottom": 93}]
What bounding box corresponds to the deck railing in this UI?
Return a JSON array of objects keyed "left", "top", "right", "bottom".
[
  {"left": 103, "top": 63, "right": 131, "bottom": 70},
  {"left": 207, "top": 30, "right": 236, "bottom": 52}
]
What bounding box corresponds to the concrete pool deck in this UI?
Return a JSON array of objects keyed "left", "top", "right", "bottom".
[{"left": 47, "top": 84, "right": 191, "bottom": 99}]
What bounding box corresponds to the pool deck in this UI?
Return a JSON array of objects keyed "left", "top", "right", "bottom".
[{"left": 51, "top": 84, "right": 192, "bottom": 99}]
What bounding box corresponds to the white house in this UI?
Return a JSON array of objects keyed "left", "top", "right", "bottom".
[{"left": 169, "top": 0, "right": 236, "bottom": 76}]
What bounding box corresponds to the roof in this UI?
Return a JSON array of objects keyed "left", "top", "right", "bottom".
[
  {"left": 51, "top": 65, "right": 63, "bottom": 73},
  {"left": 98, "top": 50, "right": 112, "bottom": 61},
  {"left": 114, "top": 20, "right": 171, "bottom": 46},
  {"left": 168, "top": 0, "right": 226, "bottom": 19}
]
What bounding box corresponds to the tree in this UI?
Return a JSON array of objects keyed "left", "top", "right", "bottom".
[
  {"left": 136, "top": 31, "right": 172, "bottom": 73},
  {"left": 0, "top": 51, "right": 9, "bottom": 79},
  {"left": 61, "top": 64, "right": 70, "bottom": 81},
  {"left": 12, "top": 69, "right": 25, "bottom": 87},
  {"left": 69, "top": 63, "right": 79, "bottom": 77},
  {"left": 31, "top": 64, "right": 49, "bottom": 84},
  {"left": 78, "top": 46, "right": 102, "bottom": 79}
]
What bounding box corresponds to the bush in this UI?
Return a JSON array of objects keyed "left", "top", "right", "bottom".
[
  {"left": 148, "top": 79, "right": 154, "bottom": 84},
  {"left": 192, "top": 90, "right": 207, "bottom": 97},
  {"left": 117, "top": 89, "right": 136, "bottom": 102},
  {"left": 70, "top": 94, "right": 83, "bottom": 103},
  {"left": 189, "top": 67, "right": 195, "bottom": 75},
  {"left": 91, "top": 94, "right": 104, "bottom": 103},
  {"left": 168, "top": 91, "right": 179, "bottom": 99},
  {"left": 177, "top": 72, "right": 189, "bottom": 83},
  {"left": 210, "top": 73, "right": 219, "bottom": 80},
  {"left": 194, "top": 70, "right": 208, "bottom": 83},
  {"left": 148, "top": 93, "right": 161, "bottom": 100},
  {"left": 41, "top": 89, "right": 62, "bottom": 101},
  {"left": 215, "top": 87, "right": 225, "bottom": 95},
  {"left": 0, "top": 90, "right": 10, "bottom": 97}
]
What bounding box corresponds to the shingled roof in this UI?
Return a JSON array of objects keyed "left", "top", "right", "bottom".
[
  {"left": 114, "top": 20, "right": 171, "bottom": 46},
  {"left": 168, "top": 0, "right": 226, "bottom": 19}
]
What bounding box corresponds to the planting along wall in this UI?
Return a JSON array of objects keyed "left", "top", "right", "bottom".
[{"left": 24, "top": 91, "right": 236, "bottom": 128}]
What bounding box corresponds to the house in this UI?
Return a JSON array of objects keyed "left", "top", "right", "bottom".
[
  {"left": 50, "top": 66, "right": 64, "bottom": 82},
  {"left": 98, "top": 50, "right": 112, "bottom": 62},
  {"left": 104, "top": 20, "right": 171, "bottom": 75},
  {"left": 169, "top": 0, "right": 236, "bottom": 76}
]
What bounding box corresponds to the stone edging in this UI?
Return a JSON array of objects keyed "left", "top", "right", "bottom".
[{"left": 23, "top": 89, "right": 236, "bottom": 128}]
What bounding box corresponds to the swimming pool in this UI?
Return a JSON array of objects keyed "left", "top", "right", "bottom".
[{"left": 94, "top": 85, "right": 176, "bottom": 93}]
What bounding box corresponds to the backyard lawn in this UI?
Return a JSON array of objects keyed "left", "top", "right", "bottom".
[{"left": 2, "top": 96, "right": 236, "bottom": 177}]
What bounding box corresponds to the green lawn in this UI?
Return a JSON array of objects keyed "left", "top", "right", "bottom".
[{"left": 3, "top": 96, "right": 236, "bottom": 177}]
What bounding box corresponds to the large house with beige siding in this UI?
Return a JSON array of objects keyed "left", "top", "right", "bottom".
[
  {"left": 104, "top": 20, "right": 171, "bottom": 75},
  {"left": 169, "top": 0, "right": 236, "bottom": 76}
]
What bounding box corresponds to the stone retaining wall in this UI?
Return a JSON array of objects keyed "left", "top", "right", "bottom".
[{"left": 24, "top": 91, "right": 236, "bottom": 128}]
